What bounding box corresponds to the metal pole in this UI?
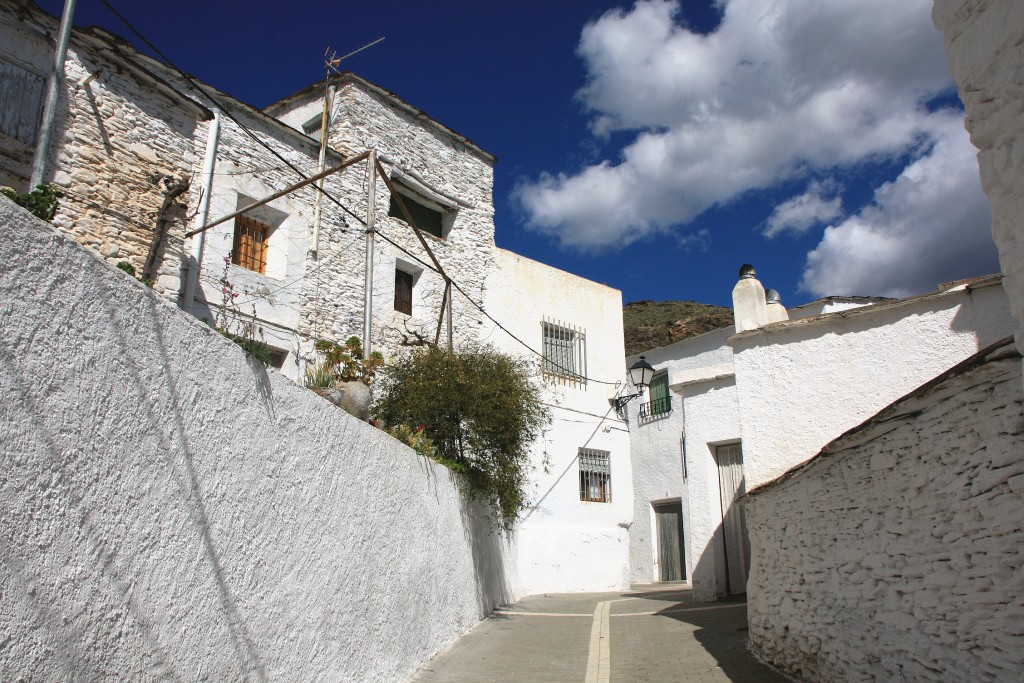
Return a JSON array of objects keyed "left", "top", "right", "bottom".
[
  {"left": 31, "top": 0, "right": 77, "bottom": 188},
  {"left": 310, "top": 84, "right": 333, "bottom": 256},
  {"left": 182, "top": 110, "right": 220, "bottom": 312},
  {"left": 363, "top": 150, "right": 377, "bottom": 359}
]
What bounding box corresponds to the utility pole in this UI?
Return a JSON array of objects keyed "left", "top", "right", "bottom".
[{"left": 363, "top": 150, "right": 377, "bottom": 360}]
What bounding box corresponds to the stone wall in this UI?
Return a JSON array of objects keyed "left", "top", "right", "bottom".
[
  {"left": 0, "top": 197, "right": 514, "bottom": 682},
  {"left": 288, "top": 77, "right": 498, "bottom": 357},
  {"left": 934, "top": 0, "right": 1024, "bottom": 373},
  {"left": 745, "top": 340, "right": 1024, "bottom": 682},
  {"left": 0, "top": 5, "right": 203, "bottom": 301}
]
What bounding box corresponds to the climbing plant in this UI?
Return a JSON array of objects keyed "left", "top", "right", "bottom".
[
  {"left": 0, "top": 183, "right": 63, "bottom": 221},
  {"left": 371, "top": 345, "right": 549, "bottom": 528}
]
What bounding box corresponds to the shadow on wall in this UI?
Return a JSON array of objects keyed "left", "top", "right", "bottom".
[
  {"left": 1, "top": 270, "right": 267, "bottom": 680},
  {"left": 460, "top": 498, "right": 514, "bottom": 613}
]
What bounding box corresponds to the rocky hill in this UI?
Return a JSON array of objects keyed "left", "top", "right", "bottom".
[{"left": 623, "top": 300, "right": 733, "bottom": 356}]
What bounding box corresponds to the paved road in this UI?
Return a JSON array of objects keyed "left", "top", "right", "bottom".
[{"left": 408, "top": 584, "right": 790, "bottom": 683}]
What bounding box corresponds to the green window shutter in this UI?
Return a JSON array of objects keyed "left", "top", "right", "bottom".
[{"left": 650, "top": 372, "right": 670, "bottom": 415}]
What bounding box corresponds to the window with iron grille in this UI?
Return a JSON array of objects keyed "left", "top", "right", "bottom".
[
  {"left": 232, "top": 214, "right": 270, "bottom": 274},
  {"left": 639, "top": 372, "right": 672, "bottom": 421},
  {"left": 394, "top": 268, "right": 413, "bottom": 315},
  {"left": 579, "top": 448, "right": 611, "bottom": 503},
  {"left": 542, "top": 318, "right": 586, "bottom": 384}
]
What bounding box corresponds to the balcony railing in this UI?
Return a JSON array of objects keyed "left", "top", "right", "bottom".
[{"left": 638, "top": 395, "right": 672, "bottom": 423}]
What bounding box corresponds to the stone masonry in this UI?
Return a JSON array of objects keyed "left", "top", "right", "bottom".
[{"left": 744, "top": 340, "right": 1024, "bottom": 682}]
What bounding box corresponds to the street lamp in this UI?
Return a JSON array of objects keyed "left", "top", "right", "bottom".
[{"left": 614, "top": 355, "right": 656, "bottom": 416}]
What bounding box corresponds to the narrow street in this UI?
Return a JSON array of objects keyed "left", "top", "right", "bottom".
[{"left": 409, "top": 585, "right": 790, "bottom": 683}]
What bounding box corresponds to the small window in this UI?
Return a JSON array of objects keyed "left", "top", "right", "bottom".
[
  {"left": 640, "top": 372, "right": 671, "bottom": 421},
  {"left": 388, "top": 190, "right": 444, "bottom": 238},
  {"left": 0, "top": 56, "right": 46, "bottom": 145},
  {"left": 232, "top": 214, "right": 270, "bottom": 274},
  {"left": 395, "top": 268, "right": 413, "bottom": 315},
  {"left": 579, "top": 448, "right": 611, "bottom": 503},
  {"left": 542, "top": 319, "right": 586, "bottom": 384}
]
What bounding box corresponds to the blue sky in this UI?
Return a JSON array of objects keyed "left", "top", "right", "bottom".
[{"left": 38, "top": 0, "right": 1000, "bottom": 308}]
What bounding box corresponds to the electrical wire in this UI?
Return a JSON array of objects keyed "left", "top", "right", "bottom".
[{"left": 98, "top": 0, "right": 365, "bottom": 228}]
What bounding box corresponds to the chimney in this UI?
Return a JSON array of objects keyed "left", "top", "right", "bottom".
[
  {"left": 764, "top": 288, "right": 790, "bottom": 324},
  {"left": 732, "top": 264, "right": 767, "bottom": 332}
]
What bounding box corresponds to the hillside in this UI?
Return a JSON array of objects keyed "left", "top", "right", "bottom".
[{"left": 623, "top": 300, "right": 733, "bottom": 356}]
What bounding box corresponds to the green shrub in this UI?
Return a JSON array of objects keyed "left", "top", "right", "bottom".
[
  {"left": 372, "top": 345, "right": 549, "bottom": 527},
  {"left": 0, "top": 183, "right": 63, "bottom": 221}
]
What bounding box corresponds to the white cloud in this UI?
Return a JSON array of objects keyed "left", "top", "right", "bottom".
[
  {"left": 799, "top": 112, "right": 999, "bottom": 298},
  {"left": 764, "top": 181, "right": 843, "bottom": 238},
  {"left": 515, "top": 0, "right": 981, "bottom": 270}
]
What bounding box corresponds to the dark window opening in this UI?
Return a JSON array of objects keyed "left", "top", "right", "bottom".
[
  {"left": 395, "top": 268, "right": 413, "bottom": 315},
  {"left": 389, "top": 192, "right": 444, "bottom": 238}
]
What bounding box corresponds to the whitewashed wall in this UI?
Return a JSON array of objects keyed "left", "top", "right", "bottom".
[
  {"left": 731, "top": 279, "right": 1014, "bottom": 490},
  {"left": 745, "top": 340, "right": 1024, "bottom": 682},
  {"left": 0, "top": 199, "right": 514, "bottom": 682},
  {"left": 626, "top": 327, "right": 737, "bottom": 600},
  {"left": 934, "top": 0, "right": 1024, "bottom": 374},
  {"left": 484, "top": 248, "right": 632, "bottom": 594}
]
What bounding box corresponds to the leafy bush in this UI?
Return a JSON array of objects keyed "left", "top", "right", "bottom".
[
  {"left": 0, "top": 183, "right": 64, "bottom": 221},
  {"left": 371, "top": 345, "right": 549, "bottom": 527},
  {"left": 310, "top": 336, "right": 384, "bottom": 387}
]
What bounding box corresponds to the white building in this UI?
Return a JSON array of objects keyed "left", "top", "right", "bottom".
[
  {"left": 0, "top": 0, "right": 633, "bottom": 594},
  {"left": 628, "top": 267, "right": 1014, "bottom": 601}
]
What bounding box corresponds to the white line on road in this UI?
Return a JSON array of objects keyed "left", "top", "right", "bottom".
[{"left": 584, "top": 600, "right": 612, "bottom": 683}]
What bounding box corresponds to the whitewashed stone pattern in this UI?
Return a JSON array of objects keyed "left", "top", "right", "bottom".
[
  {"left": 934, "top": 0, "right": 1024, "bottom": 371},
  {"left": 0, "top": 198, "right": 514, "bottom": 682},
  {"left": 745, "top": 341, "right": 1024, "bottom": 682}
]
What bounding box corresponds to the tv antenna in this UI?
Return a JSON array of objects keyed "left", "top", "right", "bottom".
[{"left": 311, "top": 36, "right": 385, "bottom": 258}]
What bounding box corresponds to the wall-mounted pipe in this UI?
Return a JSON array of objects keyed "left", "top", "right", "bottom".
[{"left": 182, "top": 110, "right": 221, "bottom": 313}]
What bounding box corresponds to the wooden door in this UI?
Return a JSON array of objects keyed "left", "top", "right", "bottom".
[
  {"left": 716, "top": 443, "right": 750, "bottom": 595},
  {"left": 655, "top": 502, "right": 685, "bottom": 581}
]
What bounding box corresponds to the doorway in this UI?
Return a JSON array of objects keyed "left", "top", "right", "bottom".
[
  {"left": 716, "top": 442, "right": 750, "bottom": 595},
  {"left": 654, "top": 501, "right": 685, "bottom": 581}
]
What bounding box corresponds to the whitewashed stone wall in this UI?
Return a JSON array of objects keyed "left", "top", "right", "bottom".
[
  {"left": 484, "top": 248, "right": 632, "bottom": 594},
  {"left": 731, "top": 279, "right": 1014, "bottom": 491},
  {"left": 745, "top": 340, "right": 1024, "bottom": 682},
  {"left": 0, "top": 198, "right": 514, "bottom": 682},
  {"left": 0, "top": 6, "right": 202, "bottom": 300},
  {"left": 271, "top": 77, "right": 497, "bottom": 359},
  {"left": 934, "top": 0, "right": 1024, "bottom": 374}
]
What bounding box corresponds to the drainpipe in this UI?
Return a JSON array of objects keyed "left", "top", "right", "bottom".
[
  {"left": 30, "top": 0, "right": 77, "bottom": 188},
  {"left": 182, "top": 110, "right": 221, "bottom": 313},
  {"left": 362, "top": 149, "right": 377, "bottom": 358}
]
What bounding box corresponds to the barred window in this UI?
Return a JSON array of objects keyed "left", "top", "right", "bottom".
[
  {"left": 542, "top": 318, "right": 586, "bottom": 384},
  {"left": 579, "top": 448, "right": 611, "bottom": 503},
  {"left": 232, "top": 214, "right": 270, "bottom": 274}
]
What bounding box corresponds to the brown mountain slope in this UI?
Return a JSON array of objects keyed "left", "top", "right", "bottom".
[{"left": 623, "top": 300, "right": 733, "bottom": 356}]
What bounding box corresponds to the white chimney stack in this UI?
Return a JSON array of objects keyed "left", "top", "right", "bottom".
[
  {"left": 732, "top": 264, "right": 767, "bottom": 332},
  {"left": 764, "top": 288, "right": 790, "bottom": 324}
]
